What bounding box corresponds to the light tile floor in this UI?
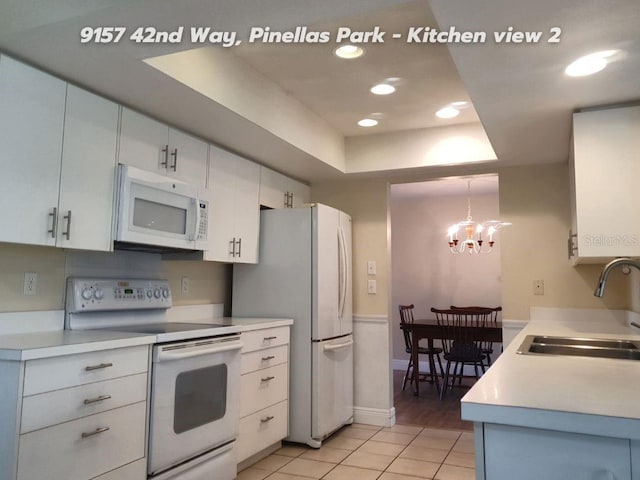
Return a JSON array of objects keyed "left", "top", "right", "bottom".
[{"left": 238, "top": 424, "right": 475, "bottom": 480}]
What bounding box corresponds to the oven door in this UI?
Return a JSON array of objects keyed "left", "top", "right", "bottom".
[
  {"left": 148, "top": 335, "right": 242, "bottom": 476},
  {"left": 116, "top": 164, "right": 207, "bottom": 250}
]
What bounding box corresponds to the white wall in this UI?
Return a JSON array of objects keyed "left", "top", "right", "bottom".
[{"left": 390, "top": 190, "right": 501, "bottom": 361}]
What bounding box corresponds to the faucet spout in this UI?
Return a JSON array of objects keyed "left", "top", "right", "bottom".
[{"left": 594, "top": 258, "right": 640, "bottom": 297}]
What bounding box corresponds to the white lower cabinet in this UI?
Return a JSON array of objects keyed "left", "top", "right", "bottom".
[
  {"left": 0, "top": 344, "right": 150, "bottom": 480},
  {"left": 237, "top": 326, "right": 290, "bottom": 465},
  {"left": 17, "top": 402, "right": 146, "bottom": 480},
  {"left": 479, "top": 423, "right": 634, "bottom": 480}
]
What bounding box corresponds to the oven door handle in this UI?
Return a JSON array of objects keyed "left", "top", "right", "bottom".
[{"left": 155, "top": 341, "right": 243, "bottom": 363}]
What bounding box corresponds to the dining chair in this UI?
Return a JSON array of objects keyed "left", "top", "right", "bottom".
[
  {"left": 450, "top": 305, "right": 502, "bottom": 365},
  {"left": 430, "top": 307, "right": 492, "bottom": 400},
  {"left": 398, "top": 304, "right": 444, "bottom": 391}
]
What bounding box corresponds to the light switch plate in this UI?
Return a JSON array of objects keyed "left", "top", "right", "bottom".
[
  {"left": 367, "top": 260, "right": 377, "bottom": 275},
  {"left": 367, "top": 279, "right": 377, "bottom": 294}
]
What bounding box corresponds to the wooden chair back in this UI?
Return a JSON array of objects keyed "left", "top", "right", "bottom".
[
  {"left": 430, "top": 307, "right": 493, "bottom": 360},
  {"left": 398, "top": 304, "right": 415, "bottom": 353}
]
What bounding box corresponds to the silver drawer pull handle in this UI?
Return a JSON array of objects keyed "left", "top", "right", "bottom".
[
  {"left": 261, "top": 376, "right": 275, "bottom": 382},
  {"left": 263, "top": 336, "right": 277, "bottom": 341},
  {"left": 261, "top": 356, "right": 276, "bottom": 361},
  {"left": 84, "top": 394, "right": 112, "bottom": 405},
  {"left": 81, "top": 426, "right": 110, "bottom": 439},
  {"left": 85, "top": 362, "right": 113, "bottom": 371},
  {"left": 62, "top": 210, "right": 72, "bottom": 240},
  {"left": 48, "top": 207, "right": 57, "bottom": 238},
  {"left": 260, "top": 416, "right": 275, "bottom": 423}
]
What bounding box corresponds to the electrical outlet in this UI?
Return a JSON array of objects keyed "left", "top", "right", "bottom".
[
  {"left": 24, "top": 272, "right": 37, "bottom": 296},
  {"left": 367, "top": 279, "right": 377, "bottom": 294},
  {"left": 534, "top": 280, "right": 544, "bottom": 296},
  {"left": 181, "top": 276, "right": 191, "bottom": 294}
]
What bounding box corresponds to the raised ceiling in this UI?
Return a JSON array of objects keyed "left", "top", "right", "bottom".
[{"left": 0, "top": 0, "right": 638, "bottom": 183}]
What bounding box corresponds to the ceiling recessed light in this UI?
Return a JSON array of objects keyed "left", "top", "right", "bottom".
[
  {"left": 565, "top": 50, "right": 619, "bottom": 77},
  {"left": 334, "top": 45, "right": 364, "bottom": 59},
  {"left": 435, "top": 107, "right": 460, "bottom": 119},
  {"left": 370, "top": 83, "right": 396, "bottom": 95},
  {"left": 451, "top": 101, "right": 469, "bottom": 107},
  {"left": 358, "top": 118, "right": 378, "bottom": 127}
]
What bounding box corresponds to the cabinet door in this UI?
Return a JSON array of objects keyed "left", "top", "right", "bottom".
[
  {"left": 206, "top": 146, "right": 260, "bottom": 263},
  {"left": 290, "top": 178, "right": 311, "bottom": 208},
  {"left": 0, "top": 55, "right": 66, "bottom": 246},
  {"left": 483, "top": 423, "right": 631, "bottom": 480},
  {"left": 572, "top": 106, "right": 640, "bottom": 260},
  {"left": 118, "top": 107, "right": 169, "bottom": 174},
  {"left": 233, "top": 157, "right": 260, "bottom": 263},
  {"left": 205, "top": 145, "right": 240, "bottom": 262},
  {"left": 57, "top": 86, "right": 118, "bottom": 251},
  {"left": 168, "top": 128, "right": 208, "bottom": 187},
  {"left": 259, "top": 167, "right": 289, "bottom": 209}
]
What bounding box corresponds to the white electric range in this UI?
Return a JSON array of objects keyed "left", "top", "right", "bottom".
[{"left": 65, "top": 277, "right": 242, "bottom": 480}]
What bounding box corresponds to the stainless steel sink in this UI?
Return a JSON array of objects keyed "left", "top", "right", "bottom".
[{"left": 517, "top": 335, "right": 640, "bottom": 361}]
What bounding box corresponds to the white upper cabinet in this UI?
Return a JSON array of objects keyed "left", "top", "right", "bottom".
[
  {"left": 0, "top": 55, "right": 66, "bottom": 247},
  {"left": 118, "top": 107, "right": 208, "bottom": 187},
  {"left": 569, "top": 105, "right": 640, "bottom": 263},
  {"left": 259, "top": 166, "right": 310, "bottom": 209},
  {"left": 57, "top": 86, "right": 119, "bottom": 251},
  {"left": 205, "top": 144, "right": 260, "bottom": 263}
]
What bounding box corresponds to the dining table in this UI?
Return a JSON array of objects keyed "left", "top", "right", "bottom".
[{"left": 401, "top": 318, "right": 503, "bottom": 396}]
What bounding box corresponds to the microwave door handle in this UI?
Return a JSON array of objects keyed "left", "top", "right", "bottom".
[{"left": 191, "top": 198, "right": 200, "bottom": 241}]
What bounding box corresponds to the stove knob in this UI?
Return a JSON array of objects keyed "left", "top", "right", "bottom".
[
  {"left": 154, "top": 288, "right": 161, "bottom": 299},
  {"left": 146, "top": 289, "right": 153, "bottom": 298},
  {"left": 81, "top": 288, "right": 93, "bottom": 300},
  {"left": 94, "top": 288, "right": 104, "bottom": 300},
  {"left": 162, "top": 288, "right": 170, "bottom": 298}
]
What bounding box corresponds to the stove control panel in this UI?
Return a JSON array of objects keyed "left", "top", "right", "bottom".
[{"left": 66, "top": 277, "right": 172, "bottom": 312}]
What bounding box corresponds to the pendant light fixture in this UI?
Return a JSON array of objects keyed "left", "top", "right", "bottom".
[{"left": 447, "top": 180, "right": 511, "bottom": 254}]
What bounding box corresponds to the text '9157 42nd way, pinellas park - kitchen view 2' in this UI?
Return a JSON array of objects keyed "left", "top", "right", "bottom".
[{"left": 0, "top": 1, "right": 639, "bottom": 479}]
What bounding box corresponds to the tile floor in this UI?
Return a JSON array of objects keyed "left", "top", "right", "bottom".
[{"left": 238, "top": 424, "right": 475, "bottom": 480}]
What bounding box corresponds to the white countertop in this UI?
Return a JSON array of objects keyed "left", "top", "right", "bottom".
[
  {"left": 462, "top": 308, "right": 640, "bottom": 439},
  {"left": 0, "top": 330, "right": 156, "bottom": 361},
  {"left": 212, "top": 317, "right": 294, "bottom": 332},
  {"left": 0, "top": 309, "right": 292, "bottom": 361}
]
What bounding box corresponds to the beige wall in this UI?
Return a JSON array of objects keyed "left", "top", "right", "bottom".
[
  {"left": 311, "top": 178, "right": 390, "bottom": 316},
  {"left": 390, "top": 192, "right": 502, "bottom": 360},
  {"left": 312, "top": 162, "right": 631, "bottom": 324},
  {"left": 0, "top": 243, "right": 231, "bottom": 314},
  {"left": 499, "top": 164, "right": 628, "bottom": 320}
]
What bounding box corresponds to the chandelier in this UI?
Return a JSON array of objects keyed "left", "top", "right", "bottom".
[{"left": 447, "top": 181, "right": 511, "bottom": 255}]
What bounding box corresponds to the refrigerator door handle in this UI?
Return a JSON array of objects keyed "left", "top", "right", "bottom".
[
  {"left": 338, "top": 227, "right": 348, "bottom": 319},
  {"left": 323, "top": 338, "right": 354, "bottom": 351}
]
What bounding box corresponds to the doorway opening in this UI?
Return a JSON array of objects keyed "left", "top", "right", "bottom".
[{"left": 389, "top": 173, "right": 503, "bottom": 429}]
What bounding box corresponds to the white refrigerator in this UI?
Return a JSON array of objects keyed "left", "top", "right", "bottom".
[{"left": 232, "top": 203, "right": 353, "bottom": 447}]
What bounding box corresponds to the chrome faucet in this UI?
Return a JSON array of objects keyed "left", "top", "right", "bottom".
[{"left": 594, "top": 257, "right": 640, "bottom": 297}]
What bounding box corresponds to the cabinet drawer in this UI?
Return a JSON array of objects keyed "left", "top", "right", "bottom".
[
  {"left": 21, "top": 373, "right": 147, "bottom": 433},
  {"left": 242, "top": 344, "right": 288, "bottom": 374},
  {"left": 242, "top": 327, "right": 289, "bottom": 353},
  {"left": 93, "top": 459, "right": 146, "bottom": 480},
  {"left": 237, "top": 400, "right": 288, "bottom": 463},
  {"left": 23, "top": 345, "right": 149, "bottom": 396},
  {"left": 17, "top": 401, "right": 146, "bottom": 480},
  {"left": 241, "top": 363, "right": 288, "bottom": 417}
]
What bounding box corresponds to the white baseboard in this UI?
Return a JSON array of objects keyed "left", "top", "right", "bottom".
[{"left": 354, "top": 406, "right": 396, "bottom": 427}]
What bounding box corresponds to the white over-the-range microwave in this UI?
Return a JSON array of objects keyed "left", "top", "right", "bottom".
[{"left": 115, "top": 164, "right": 209, "bottom": 252}]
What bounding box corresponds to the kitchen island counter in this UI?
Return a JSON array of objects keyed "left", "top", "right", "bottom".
[{"left": 462, "top": 308, "right": 640, "bottom": 439}]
